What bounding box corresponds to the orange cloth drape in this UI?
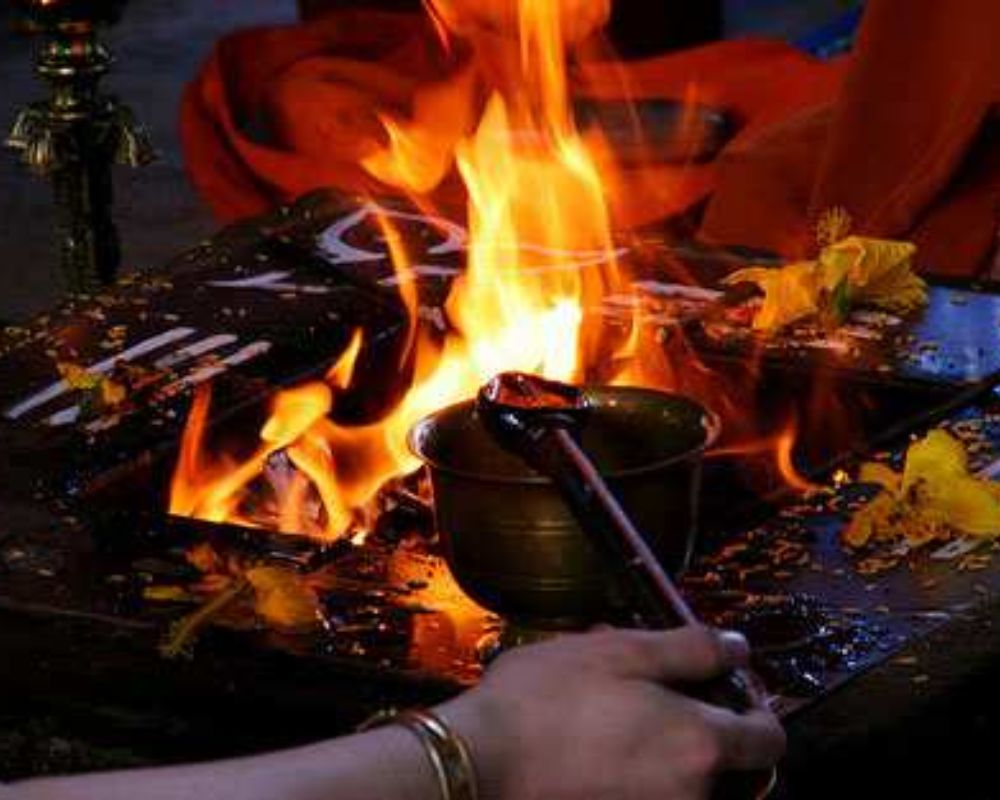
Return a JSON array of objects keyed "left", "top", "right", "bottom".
[
  {"left": 701, "top": 0, "right": 1000, "bottom": 275},
  {"left": 180, "top": 0, "right": 999, "bottom": 275},
  {"left": 180, "top": 11, "right": 841, "bottom": 225},
  {"left": 180, "top": 11, "right": 463, "bottom": 221}
]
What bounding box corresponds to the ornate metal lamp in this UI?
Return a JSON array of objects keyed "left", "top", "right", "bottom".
[{"left": 6, "top": 0, "right": 155, "bottom": 291}]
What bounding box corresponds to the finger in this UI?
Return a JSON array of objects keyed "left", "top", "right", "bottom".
[
  {"left": 703, "top": 705, "right": 787, "bottom": 772},
  {"left": 607, "top": 627, "right": 749, "bottom": 682}
]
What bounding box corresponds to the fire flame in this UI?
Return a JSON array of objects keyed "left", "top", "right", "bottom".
[
  {"left": 170, "top": 0, "right": 816, "bottom": 544},
  {"left": 171, "top": 0, "right": 645, "bottom": 540}
]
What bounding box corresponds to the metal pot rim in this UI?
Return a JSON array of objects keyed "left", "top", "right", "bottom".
[{"left": 407, "top": 385, "right": 721, "bottom": 484}]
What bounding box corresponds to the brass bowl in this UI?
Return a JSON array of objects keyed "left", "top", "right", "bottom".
[{"left": 409, "top": 386, "right": 719, "bottom": 628}]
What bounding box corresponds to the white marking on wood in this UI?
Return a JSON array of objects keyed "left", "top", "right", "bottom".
[
  {"left": 172, "top": 340, "right": 274, "bottom": 390},
  {"left": 417, "top": 306, "right": 448, "bottom": 332},
  {"left": 207, "top": 271, "right": 332, "bottom": 295},
  {"left": 80, "top": 341, "right": 274, "bottom": 434},
  {"left": 631, "top": 281, "right": 723, "bottom": 302},
  {"left": 840, "top": 325, "right": 882, "bottom": 341},
  {"left": 46, "top": 406, "right": 83, "bottom": 427},
  {"left": 4, "top": 327, "right": 196, "bottom": 420},
  {"left": 930, "top": 538, "right": 986, "bottom": 561},
  {"left": 378, "top": 265, "right": 462, "bottom": 286},
  {"left": 317, "top": 202, "right": 468, "bottom": 265},
  {"left": 46, "top": 333, "right": 244, "bottom": 427},
  {"left": 316, "top": 203, "right": 628, "bottom": 273},
  {"left": 849, "top": 310, "right": 903, "bottom": 327},
  {"left": 153, "top": 334, "right": 240, "bottom": 370}
]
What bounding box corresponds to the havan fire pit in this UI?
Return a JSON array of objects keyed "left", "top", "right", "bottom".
[
  {"left": 4, "top": 192, "right": 1000, "bottom": 797},
  {"left": 4, "top": 0, "right": 1000, "bottom": 789}
]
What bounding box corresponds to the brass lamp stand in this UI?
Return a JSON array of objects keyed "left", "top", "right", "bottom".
[{"left": 6, "top": 0, "right": 155, "bottom": 291}]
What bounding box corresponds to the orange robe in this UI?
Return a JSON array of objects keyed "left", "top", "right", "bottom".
[{"left": 701, "top": 0, "right": 1000, "bottom": 276}]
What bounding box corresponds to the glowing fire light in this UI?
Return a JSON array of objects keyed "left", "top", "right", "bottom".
[
  {"left": 707, "top": 417, "right": 822, "bottom": 496},
  {"left": 169, "top": 0, "right": 819, "bottom": 545},
  {"left": 171, "top": 0, "right": 646, "bottom": 540}
]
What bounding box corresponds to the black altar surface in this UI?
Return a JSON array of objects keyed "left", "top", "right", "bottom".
[{"left": 3, "top": 191, "right": 1000, "bottom": 798}]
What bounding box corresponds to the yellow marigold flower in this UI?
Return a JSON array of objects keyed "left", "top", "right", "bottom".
[
  {"left": 844, "top": 430, "right": 1000, "bottom": 549},
  {"left": 57, "top": 361, "right": 128, "bottom": 410},
  {"left": 57, "top": 361, "right": 99, "bottom": 390},
  {"left": 724, "top": 261, "right": 821, "bottom": 332},
  {"left": 725, "top": 236, "right": 927, "bottom": 334},
  {"left": 818, "top": 237, "right": 926, "bottom": 314}
]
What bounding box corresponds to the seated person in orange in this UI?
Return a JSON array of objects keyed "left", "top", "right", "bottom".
[{"left": 702, "top": 0, "right": 1000, "bottom": 278}]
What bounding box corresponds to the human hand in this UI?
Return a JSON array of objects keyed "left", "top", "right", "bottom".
[{"left": 438, "top": 626, "right": 785, "bottom": 800}]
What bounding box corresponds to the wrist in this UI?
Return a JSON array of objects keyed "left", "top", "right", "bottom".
[
  {"left": 374, "top": 726, "right": 445, "bottom": 800},
  {"left": 434, "top": 690, "right": 511, "bottom": 800}
]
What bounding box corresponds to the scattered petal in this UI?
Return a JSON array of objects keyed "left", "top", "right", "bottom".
[{"left": 246, "top": 566, "right": 320, "bottom": 629}]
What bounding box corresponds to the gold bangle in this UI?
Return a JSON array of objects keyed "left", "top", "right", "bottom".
[
  {"left": 755, "top": 766, "right": 779, "bottom": 799},
  {"left": 398, "top": 709, "right": 478, "bottom": 800},
  {"left": 357, "top": 708, "right": 478, "bottom": 800}
]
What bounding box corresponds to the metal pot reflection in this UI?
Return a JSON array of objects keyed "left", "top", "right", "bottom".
[{"left": 409, "top": 386, "right": 719, "bottom": 628}]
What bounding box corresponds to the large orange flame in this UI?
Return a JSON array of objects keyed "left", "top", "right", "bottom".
[
  {"left": 170, "top": 0, "right": 650, "bottom": 540},
  {"left": 170, "top": 0, "right": 822, "bottom": 549}
]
